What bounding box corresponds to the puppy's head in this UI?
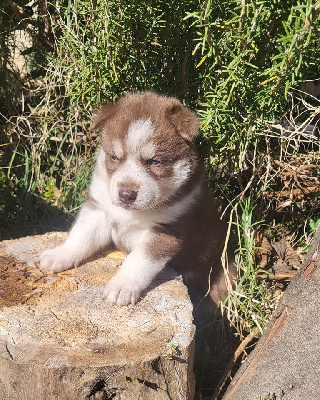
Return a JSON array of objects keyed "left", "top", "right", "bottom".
[{"left": 91, "top": 92, "right": 200, "bottom": 210}]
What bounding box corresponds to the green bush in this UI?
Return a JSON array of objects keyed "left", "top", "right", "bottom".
[{"left": 186, "top": 0, "right": 320, "bottom": 336}]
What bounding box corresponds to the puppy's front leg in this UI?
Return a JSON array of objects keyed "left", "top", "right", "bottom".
[
  {"left": 40, "top": 202, "right": 112, "bottom": 272},
  {"left": 104, "top": 245, "right": 172, "bottom": 306}
]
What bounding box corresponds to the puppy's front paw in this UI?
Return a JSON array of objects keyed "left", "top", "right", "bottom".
[
  {"left": 39, "top": 246, "right": 76, "bottom": 273},
  {"left": 104, "top": 275, "right": 141, "bottom": 306}
]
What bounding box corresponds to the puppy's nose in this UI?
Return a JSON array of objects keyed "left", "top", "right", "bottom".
[{"left": 119, "top": 189, "right": 137, "bottom": 204}]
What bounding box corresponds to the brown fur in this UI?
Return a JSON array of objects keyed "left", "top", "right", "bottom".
[
  {"left": 93, "top": 92, "right": 233, "bottom": 312},
  {"left": 40, "top": 92, "right": 234, "bottom": 316}
]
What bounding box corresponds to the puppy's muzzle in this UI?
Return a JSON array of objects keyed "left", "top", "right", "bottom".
[{"left": 119, "top": 189, "right": 137, "bottom": 205}]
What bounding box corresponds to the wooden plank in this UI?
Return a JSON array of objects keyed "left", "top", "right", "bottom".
[{"left": 223, "top": 225, "right": 320, "bottom": 400}]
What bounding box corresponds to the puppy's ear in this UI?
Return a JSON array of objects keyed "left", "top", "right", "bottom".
[
  {"left": 165, "top": 102, "right": 200, "bottom": 142},
  {"left": 90, "top": 103, "right": 117, "bottom": 131}
]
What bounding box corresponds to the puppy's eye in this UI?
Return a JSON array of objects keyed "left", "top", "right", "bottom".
[
  {"left": 111, "top": 155, "right": 119, "bottom": 162},
  {"left": 146, "top": 159, "right": 160, "bottom": 166}
]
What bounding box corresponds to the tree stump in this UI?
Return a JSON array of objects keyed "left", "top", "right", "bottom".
[{"left": 0, "top": 232, "right": 195, "bottom": 400}]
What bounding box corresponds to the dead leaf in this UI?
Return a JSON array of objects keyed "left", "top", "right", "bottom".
[{"left": 271, "top": 238, "right": 301, "bottom": 272}]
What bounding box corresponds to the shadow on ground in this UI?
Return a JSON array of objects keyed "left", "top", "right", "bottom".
[
  {"left": 193, "top": 310, "right": 244, "bottom": 400},
  {"left": 0, "top": 189, "right": 72, "bottom": 241}
]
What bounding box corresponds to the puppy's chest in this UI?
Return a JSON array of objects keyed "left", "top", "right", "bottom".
[{"left": 110, "top": 219, "right": 151, "bottom": 252}]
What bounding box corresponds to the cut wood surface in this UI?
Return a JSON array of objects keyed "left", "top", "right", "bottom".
[{"left": 0, "top": 232, "right": 195, "bottom": 400}]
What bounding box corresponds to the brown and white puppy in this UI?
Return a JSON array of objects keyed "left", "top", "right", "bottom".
[{"left": 40, "top": 92, "right": 230, "bottom": 310}]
